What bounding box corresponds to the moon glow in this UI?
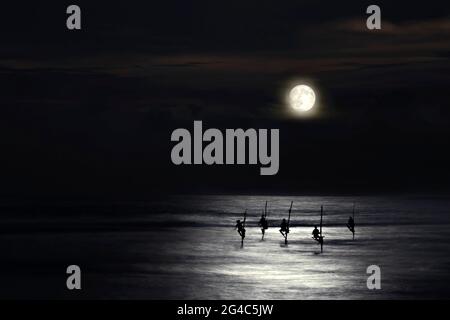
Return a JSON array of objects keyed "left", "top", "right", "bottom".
[{"left": 289, "top": 85, "right": 316, "bottom": 112}]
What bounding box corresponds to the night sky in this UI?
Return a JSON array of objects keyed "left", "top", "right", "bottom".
[{"left": 1, "top": 1, "right": 449, "bottom": 198}]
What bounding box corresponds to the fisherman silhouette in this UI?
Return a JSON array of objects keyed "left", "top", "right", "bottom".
[
  {"left": 279, "top": 218, "right": 289, "bottom": 239},
  {"left": 347, "top": 215, "right": 355, "bottom": 240},
  {"left": 347, "top": 216, "right": 355, "bottom": 232},
  {"left": 258, "top": 214, "right": 269, "bottom": 240},
  {"left": 312, "top": 225, "right": 320, "bottom": 240},
  {"left": 235, "top": 219, "right": 246, "bottom": 239}
]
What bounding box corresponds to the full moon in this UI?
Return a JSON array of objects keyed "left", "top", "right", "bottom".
[{"left": 289, "top": 85, "right": 316, "bottom": 112}]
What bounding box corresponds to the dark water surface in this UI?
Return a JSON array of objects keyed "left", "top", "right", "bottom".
[{"left": 1, "top": 195, "right": 450, "bottom": 299}]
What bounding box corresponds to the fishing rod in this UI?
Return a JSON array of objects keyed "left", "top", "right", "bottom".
[
  {"left": 265, "top": 201, "right": 268, "bottom": 218},
  {"left": 261, "top": 201, "right": 269, "bottom": 240},
  {"left": 320, "top": 205, "right": 323, "bottom": 253},
  {"left": 285, "top": 201, "right": 293, "bottom": 245},
  {"left": 288, "top": 201, "right": 293, "bottom": 225},
  {"left": 320, "top": 205, "right": 323, "bottom": 235},
  {"left": 241, "top": 209, "right": 247, "bottom": 247}
]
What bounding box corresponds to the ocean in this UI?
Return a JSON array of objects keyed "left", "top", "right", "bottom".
[{"left": 1, "top": 195, "right": 450, "bottom": 299}]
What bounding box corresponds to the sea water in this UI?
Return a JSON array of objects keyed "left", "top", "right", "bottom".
[{"left": 0, "top": 195, "right": 449, "bottom": 299}]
